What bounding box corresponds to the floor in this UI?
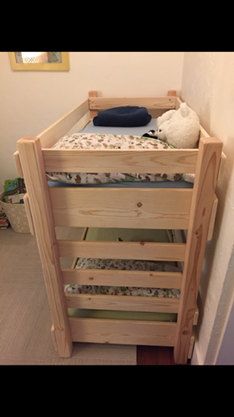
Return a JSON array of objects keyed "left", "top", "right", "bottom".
[
  {"left": 137, "top": 346, "right": 175, "bottom": 365},
  {"left": 0, "top": 228, "right": 175, "bottom": 365}
]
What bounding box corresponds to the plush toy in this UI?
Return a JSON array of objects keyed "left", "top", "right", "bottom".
[{"left": 156, "top": 103, "right": 200, "bottom": 149}]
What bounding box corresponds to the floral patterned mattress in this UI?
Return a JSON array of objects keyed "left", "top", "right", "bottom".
[
  {"left": 48, "top": 133, "right": 194, "bottom": 185},
  {"left": 65, "top": 258, "right": 181, "bottom": 299}
]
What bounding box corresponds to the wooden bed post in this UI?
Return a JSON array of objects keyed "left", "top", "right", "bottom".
[
  {"left": 167, "top": 90, "right": 177, "bottom": 97},
  {"left": 88, "top": 90, "right": 99, "bottom": 118},
  {"left": 17, "top": 137, "right": 72, "bottom": 357},
  {"left": 174, "top": 137, "right": 222, "bottom": 364}
]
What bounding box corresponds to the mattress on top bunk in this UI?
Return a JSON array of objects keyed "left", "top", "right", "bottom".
[
  {"left": 47, "top": 119, "right": 195, "bottom": 186},
  {"left": 65, "top": 227, "right": 181, "bottom": 300},
  {"left": 79, "top": 118, "right": 158, "bottom": 135}
]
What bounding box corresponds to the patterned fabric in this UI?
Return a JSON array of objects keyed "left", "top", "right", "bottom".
[
  {"left": 48, "top": 133, "right": 194, "bottom": 184},
  {"left": 65, "top": 258, "right": 181, "bottom": 298}
]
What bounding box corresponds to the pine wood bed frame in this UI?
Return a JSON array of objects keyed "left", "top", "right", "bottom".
[{"left": 14, "top": 90, "right": 223, "bottom": 364}]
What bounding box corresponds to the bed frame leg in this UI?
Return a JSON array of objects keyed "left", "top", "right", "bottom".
[
  {"left": 88, "top": 90, "right": 100, "bottom": 118},
  {"left": 167, "top": 90, "right": 177, "bottom": 97},
  {"left": 174, "top": 137, "right": 222, "bottom": 364},
  {"left": 17, "top": 137, "right": 72, "bottom": 358}
]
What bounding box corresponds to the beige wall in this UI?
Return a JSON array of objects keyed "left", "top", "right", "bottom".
[
  {"left": 0, "top": 51, "right": 184, "bottom": 187},
  {"left": 182, "top": 52, "right": 234, "bottom": 364}
]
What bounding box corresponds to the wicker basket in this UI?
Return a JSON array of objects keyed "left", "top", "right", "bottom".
[{"left": 0, "top": 195, "right": 30, "bottom": 233}]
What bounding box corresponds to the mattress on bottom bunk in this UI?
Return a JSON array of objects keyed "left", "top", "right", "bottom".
[
  {"left": 65, "top": 258, "right": 181, "bottom": 298},
  {"left": 48, "top": 126, "right": 195, "bottom": 185},
  {"left": 65, "top": 227, "right": 181, "bottom": 300},
  {"left": 79, "top": 118, "right": 158, "bottom": 136}
]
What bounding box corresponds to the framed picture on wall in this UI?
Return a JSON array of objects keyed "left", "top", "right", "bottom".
[{"left": 9, "top": 52, "right": 70, "bottom": 71}]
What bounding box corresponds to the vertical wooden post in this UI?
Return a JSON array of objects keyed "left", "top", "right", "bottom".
[
  {"left": 18, "top": 137, "right": 72, "bottom": 357},
  {"left": 88, "top": 90, "right": 99, "bottom": 118},
  {"left": 174, "top": 137, "right": 222, "bottom": 364},
  {"left": 167, "top": 90, "right": 177, "bottom": 97}
]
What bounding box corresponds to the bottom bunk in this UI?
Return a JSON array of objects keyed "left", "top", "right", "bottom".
[
  {"left": 68, "top": 317, "right": 177, "bottom": 346},
  {"left": 61, "top": 227, "right": 185, "bottom": 347}
]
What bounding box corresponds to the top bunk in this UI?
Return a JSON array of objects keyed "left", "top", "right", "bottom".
[
  {"left": 36, "top": 90, "right": 212, "bottom": 148},
  {"left": 15, "top": 90, "right": 225, "bottom": 181},
  {"left": 14, "top": 91, "right": 223, "bottom": 237}
]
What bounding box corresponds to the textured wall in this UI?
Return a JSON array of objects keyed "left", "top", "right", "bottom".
[
  {"left": 0, "top": 51, "right": 184, "bottom": 188},
  {"left": 182, "top": 52, "right": 234, "bottom": 364}
]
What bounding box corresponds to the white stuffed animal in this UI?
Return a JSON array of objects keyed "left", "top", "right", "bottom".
[{"left": 156, "top": 103, "right": 200, "bottom": 149}]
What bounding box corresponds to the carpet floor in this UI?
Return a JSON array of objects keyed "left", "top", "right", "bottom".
[{"left": 0, "top": 228, "right": 136, "bottom": 365}]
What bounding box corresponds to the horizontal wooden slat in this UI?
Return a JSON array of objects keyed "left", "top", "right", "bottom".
[
  {"left": 38, "top": 100, "right": 89, "bottom": 148},
  {"left": 50, "top": 187, "right": 192, "bottom": 229},
  {"left": 66, "top": 293, "right": 179, "bottom": 313},
  {"left": 69, "top": 317, "right": 177, "bottom": 346},
  {"left": 62, "top": 268, "right": 183, "bottom": 289},
  {"left": 89, "top": 96, "right": 177, "bottom": 110},
  {"left": 58, "top": 240, "right": 186, "bottom": 261},
  {"left": 44, "top": 149, "right": 198, "bottom": 173}
]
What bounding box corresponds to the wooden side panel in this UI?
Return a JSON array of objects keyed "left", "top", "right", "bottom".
[
  {"left": 14, "top": 151, "right": 23, "bottom": 177},
  {"left": 89, "top": 96, "right": 177, "bottom": 111},
  {"left": 66, "top": 293, "right": 180, "bottom": 313},
  {"left": 62, "top": 269, "right": 183, "bottom": 289},
  {"left": 69, "top": 318, "right": 177, "bottom": 346},
  {"left": 67, "top": 111, "right": 91, "bottom": 134},
  {"left": 43, "top": 149, "right": 198, "bottom": 174},
  {"left": 23, "top": 193, "right": 34, "bottom": 235},
  {"left": 50, "top": 187, "right": 192, "bottom": 230},
  {"left": 188, "top": 335, "right": 195, "bottom": 359},
  {"left": 207, "top": 195, "right": 218, "bottom": 241},
  {"left": 175, "top": 96, "right": 183, "bottom": 110},
  {"left": 17, "top": 137, "right": 72, "bottom": 357},
  {"left": 58, "top": 240, "right": 186, "bottom": 262},
  {"left": 174, "top": 137, "right": 223, "bottom": 364},
  {"left": 37, "top": 100, "right": 89, "bottom": 148}
]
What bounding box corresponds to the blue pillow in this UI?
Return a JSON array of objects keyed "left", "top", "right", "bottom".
[{"left": 93, "top": 106, "right": 152, "bottom": 127}]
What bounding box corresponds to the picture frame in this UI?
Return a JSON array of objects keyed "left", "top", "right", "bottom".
[{"left": 8, "top": 52, "right": 70, "bottom": 71}]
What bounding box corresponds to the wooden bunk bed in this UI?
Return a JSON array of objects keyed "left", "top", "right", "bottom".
[{"left": 14, "top": 90, "right": 223, "bottom": 364}]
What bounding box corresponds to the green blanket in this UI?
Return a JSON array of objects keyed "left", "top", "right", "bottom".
[
  {"left": 68, "top": 308, "right": 177, "bottom": 322},
  {"left": 85, "top": 227, "right": 171, "bottom": 243}
]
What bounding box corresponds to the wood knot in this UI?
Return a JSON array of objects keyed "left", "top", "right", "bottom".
[
  {"left": 89, "top": 277, "right": 94, "bottom": 281},
  {"left": 182, "top": 330, "right": 189, "bottom": 335},
  {"left": 137, "top": 202, "right": 142, "bottom": 208}
]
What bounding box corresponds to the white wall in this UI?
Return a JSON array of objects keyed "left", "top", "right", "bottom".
[
  {"left": 0, "top": 51, "right": 184, "bottom": 187},
  {"left": 217, "top": 282, "right": 234, "bottom": 365},
  {"left": 182, "top": 52, "right": 234, "bottom": 364}
]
